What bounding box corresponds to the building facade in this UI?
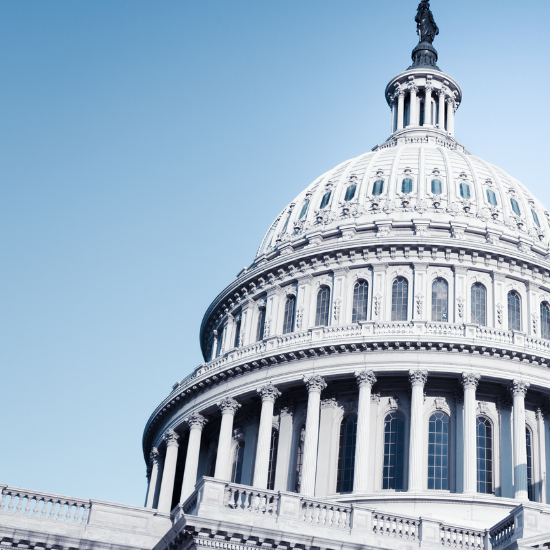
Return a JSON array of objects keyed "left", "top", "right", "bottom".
[{"left": 3, "top": 4, "right": 550, "bottom": 550}]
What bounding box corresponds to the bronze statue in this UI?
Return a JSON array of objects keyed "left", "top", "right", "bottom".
[{"left": 415, "top": 0, "right": 439, "bottom": 45}]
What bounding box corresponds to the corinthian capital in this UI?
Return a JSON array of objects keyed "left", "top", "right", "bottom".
[
  {"left": 217, "top": 397, "right": 241, "bottom": 415},
  {"left": 257, "top": 383, "right": 281, "bottom": 403},
  {"left": 186, "top": 412, "right": 208, "bottom": 430},
  {"left": 150, "top": 447, "right": 160, "bottom": 464},
  {"left": 163, "top": 429, "right": 179, "bottom": 447},
  {"left": 409, "top": 369, "right": 428, "bottom": 388},
  {"left": 355, "top": 370, "right": 377, "bottom": 389},
  {"left": 461, "top": 373, "right": 481, "bottom": 390},
  {"left": 510, "top": 379, "right": 530, "bottom": 398},
  {"left": 303, "top": 375, "right": 327, "bottom": 393}
]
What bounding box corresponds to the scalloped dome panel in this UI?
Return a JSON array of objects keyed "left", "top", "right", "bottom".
[{"left": 256, "top": 144, "right": 549, "bottom": 257}]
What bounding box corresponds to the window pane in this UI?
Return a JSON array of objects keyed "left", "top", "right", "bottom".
[
  {"left": 428, "top": 412, "right": 449, "bottom": 490},
  {"left": 320, "top": 191, "right": 331, "bottom": 209},
  {"left": 383, "top": 412, "right": 405, "bottom": 489},
  {"left": 299, "top": 200, "right": 310, "bottom": 219},
  {"left": 352, "top": 281, "right": 369, "bottom": 323},
  {"left": 402, "top": 178, "right": 413, "bottom": 194},
  {"left": 372, "top": 179, "right": 384, "bottom": 196},
  {"left": 432, "top": 278, "right": 449, "bottom": 322},
  {"left": 471, "top": 283, "right": 487, "bottom": 326},
  {"left": 460, "top": 182, "right": 471, "bottom": 199},
  {"left": 486, "top": 189, "right": 497, "bottom": 206},
  {"left": 431, "top": 179, "right": 442, "bottom": 195},
  {"left": 256, "top": 309, "right": 266, "bottom": 341},
  {"left": 283, "top": 296, "right": 296, "bottom": 334},
  {"left": 315, "top": 287, "right": 330, "bottom": 326},
  {"left": 508, "top": 291, "right": 521, "bottom": 331},
  {"left": 336, "top": 415, "right": 357, "bottom": 493},
  {"left": 510, "top": 198, "right": 521, "bottom": 216},
  {"left": 344, "top": 184, "right": 357, "bottom": 202},
  {"left": 267, "top": 428, "right": 279, "bottom": 490},
  {"left": 541, "top": 303, "right": 550, "bottom": 340},
  {"left": 532, "top": 209, "right": 541, "bottom": 227},
  {"left": 391, "top": 277, "right": 409, "bottom": 321},
  {"left": 527, "top": 428, "right": 533, "bottom": 501},
  {"left": 477, "top": 417, "right": 492, "bottom": 494}
]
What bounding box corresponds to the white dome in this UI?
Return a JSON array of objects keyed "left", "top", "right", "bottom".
[{"left": 257, "top": 141, "right": 549, "bottom": 258}]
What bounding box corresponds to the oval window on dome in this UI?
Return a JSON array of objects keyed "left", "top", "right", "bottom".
[
  {"left": 486, "top": 189, "right": 497, "bottom": 206},
  {"left": 510, "top": 198, "right": 521, "bottom": 216},
  {"left": 460, "top": 182, "right": 471, "bottom": 200},
  {"left": 431, "top": 179, "right": 442, "bottom": 195},
  {"left": 532, "top": 209, "right": 541, "bottom": 227},
  {"left": 372, "top": 179, "right": 384, "bottom": 196},
  {"left": 344, "top": 183, "right": 356, "bottom": 202},
  {"left": 401, "top": 178, "right": 413, "bottom": 194},
  {"left": 299, "top": 200, "right": 310, "bottom": 219},
  {"left": 320, "top": 190, "right": 331, "bottom": 209}
]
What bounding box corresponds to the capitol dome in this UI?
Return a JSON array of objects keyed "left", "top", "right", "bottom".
[{"left": 140, "top": 3, "right": 550, "bottom": 550}]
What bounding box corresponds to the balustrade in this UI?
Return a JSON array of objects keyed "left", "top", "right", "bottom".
[
  {"left": 490, "top": 516, "right": 515, "bottom": 548},
  {"left": 372, "top": 512, "right": 419, "bottom": 539},
  {"left": 224, "top": 485, "right": 279, "bottom": 516},
  {"left": 301, "top": 500, "right": 351, "bottom": 529},
  {"left": 374, "top": 322, "right": 414, "bottom": 335},
  {"left": 476, "top": 327, "right": 513, "bottom": 344},
  {"left": 439, "top": 524, "right": 485, "bottom": 550}
]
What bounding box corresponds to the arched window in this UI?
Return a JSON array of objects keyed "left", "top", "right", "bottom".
[
  {"left": 283, "top": 296, "right": 296, "bottom": 334},
  {"left": 294, "top": 424, "right": 305, "bottom": 492},
  {"left": 344, "top": 183, "right": 357, "bottom": 202},
  {"left": 336, "top": 414, "right": 357, "bottom": 493},
  {"left": 471, "top": 283, "right": 487, "bottom": 326},
  {"left": 231, "top": 441, "right": 245, "bottom": 484},
  {"left": 401, "top": 178, "right": 413, "bottom": 194},
  {"left": 508, "top": 291, "right": 521, "bottom": 331},
  {"left": 510, "top": 198, "right": 521, "bottom": 216},
  {"left": 526, "top": 426, "right": 533, "bottom": 501},
  {"left": 372, "top": 179, "right": 384, "bottom": 196},
  {"left": 476, "top": 417, "right": 493, "bottom": 494},
  {"left": 256, "top": 308, "right": 266, "bottom": 341},
  {"left": 267, "top": 428, "right": 279, "bottom": 490},
  {"left": 431, "top": 178, "right": 442, "bottom": 195},
  {"left": 382, "top": 411, "right": 405, "bottom": 490},
  {"left": 532, "top": 209, "right": 541, "bottom": 227},
  {"left": 320, "top": 190, "right": 331, "bottom": 209},
  {"left": 428, "top": 412, "right": 449, "bottom": 490},
  {"left": 486, "top": 189, "right": 497, "bottom": 206},
  {"left": 233, "top": 318, "right": 241, "bottom": 348},
  {"left": 391, "top": 277, "right": 409, "bottom": 321},
  {"left": 541, "top": 302, "right": 550, "bottom": 340},
  {"left": 315, "top": 286, "right": 330, "bottom": 326},
  {"left": 299, "top": 200, "right": 310, "bottom": 219},
  {"left": 460, "top": 182, "right": 471, "bottom": 199},
  {"left": 432, "top": 278, "right": 449, "bottom": 322},
  {"left": 352, "top": 280, "right": 369, "bottom": 323}
]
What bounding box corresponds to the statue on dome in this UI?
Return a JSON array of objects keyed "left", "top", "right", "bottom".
[{"left": 415, "top": 0, "right": 439, "bottom": 44}]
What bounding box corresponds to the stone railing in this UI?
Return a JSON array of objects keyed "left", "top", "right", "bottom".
[
  {"left": 301, "top": 498, "right": 351, "bottom": 529},
  {"left": 440, "top": 523, "right": 486, "bottom": 550},
  {"left": 0, "top": 485, "right": 90, "bottom": 523},
  {"left": 372, "top": 511, "right": 419, "bottom": 539},
  {"left": 490, "top": 515, "right": 515, "bottom": 549}
]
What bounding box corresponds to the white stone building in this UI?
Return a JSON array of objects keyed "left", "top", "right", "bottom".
[{"left": 3, "top": 4, "right": 550, "bottom": 550}]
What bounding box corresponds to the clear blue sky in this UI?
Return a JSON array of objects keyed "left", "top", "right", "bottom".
[{"left": 1, "top": 0, "right": 549, "bottom": 506}]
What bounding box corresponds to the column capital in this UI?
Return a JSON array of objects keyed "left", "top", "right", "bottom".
[
  {"left": 163, "top": 429, "right": 179, "bottom": 447},
  {"left": 510, "top": 379, "right": 530, "bottom": 398},
  {"left": 217, "top": 396, "right": 241, "bottom": 415},
  {"left": 461, "top": 373, "right": 481, "bottom": 390},
  {"left": 257, "top": 383, "right": 281, "bottom": 403},
  {"left": 186, "top": 412, "right": 208, "bottom": 430},
  {"left": 355, "top": 370, "right": 377, "bottom": 389},
  {"left": 279, "top": 400, "right": 295, "bottom": 417},
  {"left": 150, "top": 447, "right": 160, "bottom": 464},
  {"left": 409, "top": 369, "right": 428, "bottom": 388},
  {"left": 303, "top": 374, "right": 327, "bottom": 393}
]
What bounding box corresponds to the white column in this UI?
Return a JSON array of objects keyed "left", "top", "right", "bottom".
[
  {"left": 353, "top": 370, "right": 377, "bottom": 492},
  {"left": 409, "top": 85, "right": 418, "bottom": 126},
  {"left": 210, "top": 330, "right": 218, "bottom": 361},
  {"left": 438, "top": 89, "right": 446, "bottom": 129},
  {"left": 446, "top": 97, "right": 455, "bottom": 136},
  {"left": 332, "top": 268, "right": 349, "bottom": 325},
  {"left": 462, "top": 373, "right": 480, "bottom": 493},
  {"left": 424, "top": 87, "right": 433, "bottom": 125},
  {"left": 391, "top": 99, "right": 397, "bottom": 133},
  {"left": 511, "top": 379, "right": 530, "bottom": 500},
  {"left": 300, "top": 375, "right": 327, "bottom": 496},
  {"left": 408, "top": 370, "right": 428, "bottom": 492},
  {"left": 253, "top": 384, "right": 281, "bottom": 489},
  {"left": 180, "top": 413, "right": 208, "bottom": 503},
  {"left": 397, "top": 91, "right": 405, "bottom": 130},
  {"left": 265, "top": 286, "right": 282, "bottom": 337},
  {"left": 214, "top": 397, "right": 241, "bottom": 480},
  {"left": 536, "top": 408, "right": 547, "bottom": 503},
  {"left": 274, "top": 402, "right": 294, "bottom": 491},
  {"left": 157, "top": 430, "right": 179, "bottom": 513},
  {"left": 315, "top": 397, "right": 338, "bottom": 497},
  {"left": 145, "top": 448, "right": 161, "bottom": 508}
]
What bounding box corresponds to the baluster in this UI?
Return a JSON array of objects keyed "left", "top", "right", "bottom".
[
  {"left": 0, "top": 490, "right": 8, "bottom": 511},
  {"left": 244, "top": 490, "right": 252, "bottom": 512},
  {"left": 29, "top": 497, "right": 38, "bottom": 516},
  {"left": 83, "top": 503, "right": 90, "bottom": 523},
  {"left": 306, "top": 501, "right": 313, "bottom": 523},
  {"left": 7, "top": 493, "right": 17, "bottom": 512},
  {"left": 53, "top": 499, "right": 61, "bottom": 520},
  {"left": 23, "top": 494, "right": 32, "bottom": 515},
  {"left": 15, "top": 493, "right": 25, "bottom": 514},
  {"left": 271, "top": 494, "right": 279, "bottom": 516}
]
